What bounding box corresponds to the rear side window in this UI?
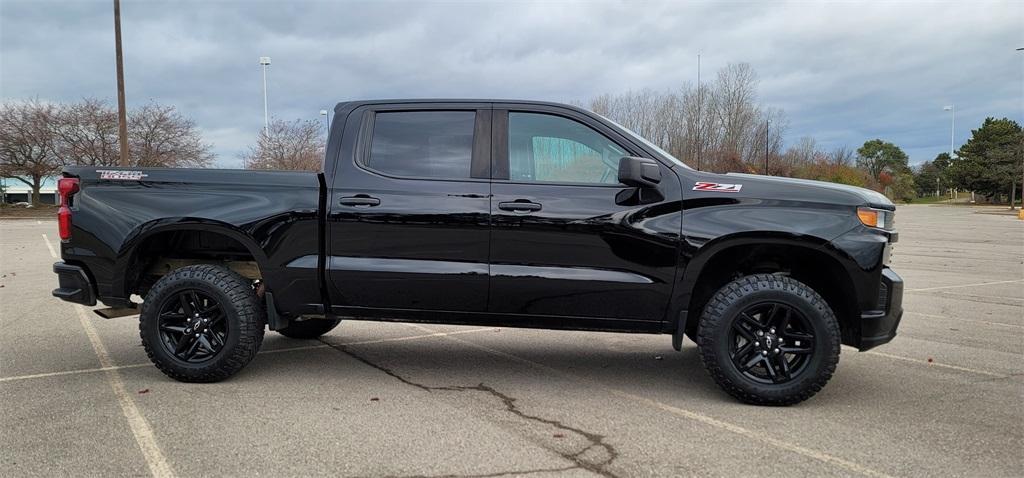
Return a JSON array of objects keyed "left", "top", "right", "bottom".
[{"left": 366, "top": 111, "right": 475, "bottom": 179}]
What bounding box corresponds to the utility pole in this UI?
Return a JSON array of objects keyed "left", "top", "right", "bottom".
[
  {"left": 696, "top": 51, "right": 701, "bottom": 171},
  {"left": 764, "top": 118, "right": 769, "bottom": 175},
  {"left": 113, "top": 0, "right": 129, "bottom": 166},
  {"left": 260, "top": 57, "right": 272, "bottom": 135}
]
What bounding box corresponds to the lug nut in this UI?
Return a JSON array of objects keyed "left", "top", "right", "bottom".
[
  {"left": 770, "top": 327, "right": 776, "bottom": 334},
  {"left": 757, "top": 330, "right": 764, "bottom": 336},
  {"left": 774, "top": 348, "right": 780, "bottom": 353},
  {"left": 761, "top": 350, "right": 768, "bottom": 356},
  {"left": 754, "top": 341, "right": 760, "bottom": 347}
]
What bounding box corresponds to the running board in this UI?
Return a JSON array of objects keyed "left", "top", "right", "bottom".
[{"left": 94, "top": 304, "right": 139, "bottom": 319}]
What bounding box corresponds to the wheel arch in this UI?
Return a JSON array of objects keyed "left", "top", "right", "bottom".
[
  {"left": 676, "top": 232, "right": 863, "bottom": 345},
  {"left": 113, "top": 218, "right": 270, "bottom": 300}
]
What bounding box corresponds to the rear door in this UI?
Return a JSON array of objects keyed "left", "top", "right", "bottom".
[
  {"left": 326, "top": 103, "right": 492, "bottom": 313},
  {"left": 488, "top": 105, "right": 681, "bottom": 324}
]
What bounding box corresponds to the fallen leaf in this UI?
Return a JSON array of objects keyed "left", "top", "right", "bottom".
[
  {"left": 137, "top": 388, "right": 150, "bottom": 394},
  {"left": 553, "top": 433, "right": 565, "bottom": 438},
  {"left": 370, "top": 397, "right": 379, "bottom": 402},
  {"left": 926, "top": 357, "right": 934, "bottom": 363}
]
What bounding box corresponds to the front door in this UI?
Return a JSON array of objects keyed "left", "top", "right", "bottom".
[
  {"left": 327, "top": 104, "right": 492, "bottom": 314},
  {"left": 488, "top": 106, "right": 680, "bottom": 324}
]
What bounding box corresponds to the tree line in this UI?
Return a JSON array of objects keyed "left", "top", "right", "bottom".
[
  {"left": 5, "top": 64, "right": 1020, "bottom": 206},
  {"left": 0, "top": 98, "right": 212, "bottom": 203}
]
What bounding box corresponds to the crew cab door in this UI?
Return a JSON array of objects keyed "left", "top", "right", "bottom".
[
  {"left": 326, "top": 103, "right": 492, "bottom": 313},
  {"left": 488, "top": 105, "right": 680, "bottom": 323}
]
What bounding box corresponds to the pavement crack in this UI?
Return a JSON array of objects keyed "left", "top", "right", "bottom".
[{"left": 319, "top": 339, "right": 620, "bottom": 477}]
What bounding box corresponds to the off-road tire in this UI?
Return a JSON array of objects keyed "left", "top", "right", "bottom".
[
  {"left": 276, "top": 318, "right": 341, "bottom": 339},
  {"left": 697, "top": 274, "right": 841, "bottom": 406},
  {"left": 139, "top": 264, "right": 265, "bottom": 382}
]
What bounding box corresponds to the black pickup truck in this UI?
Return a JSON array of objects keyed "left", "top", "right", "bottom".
[{"left": 52, "top": 99, "right": 902, "bottom": 405}]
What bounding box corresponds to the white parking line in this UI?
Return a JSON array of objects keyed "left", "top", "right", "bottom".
[
  {"left": 906, "top": 311, "right": 1023, "bottom": 329},
  {"left": 72, "top": 304, "right": 175, "bottom": 478},
  {"left": 906, "top": 278, "right": 1024, "bottom": 292},
  {"left": 0, "top": 329, "right": 498, "bottom": 384},
  {"left": 406, "top": 323, "right": 894, "bottom": 478},
  {"left": 0, "top": 363, "right": 151, "bottom": 383},
  {"left": 43, "top": 232, "right": 175, "bottom": 478},
  {"left": 41, "top": 233, "right": 58, "bottom": 258},
  {"left": 863, "top": 350, "right": 1006, "bottom": 378}
]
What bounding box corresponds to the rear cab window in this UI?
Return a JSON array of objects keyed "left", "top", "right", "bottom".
[{"left": 363, "top": 111, "right": 476, "bottom": 180}]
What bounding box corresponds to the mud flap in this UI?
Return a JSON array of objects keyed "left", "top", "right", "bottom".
[{"left": 672, "top": 310, "right": 688, "bottom": 351}]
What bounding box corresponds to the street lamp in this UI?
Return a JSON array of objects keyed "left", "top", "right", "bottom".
[
  {"left": 319, "top": 109, "right": 330, "bottom": 131},
  {"left": 1017, "top": 48, "right": 1023, "bottom": 211},
  {"left": 259, "top": 56, "right": 271, "bottom": 134},
  {"left": 943, "top": 105, "right": 955, "bottom": 159}
]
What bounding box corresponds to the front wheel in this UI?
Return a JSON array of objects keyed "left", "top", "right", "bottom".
[
  {"left": 697, "top": 274, "right": 841, "bottom": 406},
  {"left": 139, "top": 264, "right": 266, "bottom": 383}
]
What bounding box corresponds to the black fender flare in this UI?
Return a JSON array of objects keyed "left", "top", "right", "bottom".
[
  {"left": 669, "top": 231, "right": 861, "bottom": 335},
  {"left": 112, "top": 218, "right": 270, "bottom": 299}
]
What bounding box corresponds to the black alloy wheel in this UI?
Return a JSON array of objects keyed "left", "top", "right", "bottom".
[
  {"left": 728, "top": 302, "right": 815, "bottom": 384},
  {"left": 157, "top": 289, "right": 228, "bottom": 363}
]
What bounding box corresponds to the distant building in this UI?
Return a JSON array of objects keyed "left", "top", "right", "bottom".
[{"left": 1, "top": 177, "right": 58, "bottom": 204}]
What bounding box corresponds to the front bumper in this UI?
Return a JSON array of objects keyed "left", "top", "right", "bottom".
[
  {"left": 858, "top": 267, "right": 903, "bottom": 350},
  {"left": 52, "top": 262, "right": 96, "bottom": 306}
]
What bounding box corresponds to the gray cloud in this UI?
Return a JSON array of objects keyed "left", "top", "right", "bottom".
[{"left": 2, "top": 0, "right": 1021, "bottom": 167}]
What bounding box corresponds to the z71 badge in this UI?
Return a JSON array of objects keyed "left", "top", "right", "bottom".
[
  {"left": 97, "top": 170, "right": 148, "bottom": 181},
  {"left": 693, "top": 181, "right": 742, "bottom": 192}
]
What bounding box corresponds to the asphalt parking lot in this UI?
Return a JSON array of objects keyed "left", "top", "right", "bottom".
[{"left": 1, "top": 205, "right": 1022, "bottom": 477}]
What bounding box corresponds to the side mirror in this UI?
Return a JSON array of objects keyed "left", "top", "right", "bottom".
[{"left": 618, "top": 156, "right": 661, "bottom": 188}]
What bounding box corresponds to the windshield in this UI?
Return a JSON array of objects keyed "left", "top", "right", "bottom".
[{"left": 595, "top": 114, "right": 693, "bottom": 170}]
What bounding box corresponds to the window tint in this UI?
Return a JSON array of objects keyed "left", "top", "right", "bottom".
[
  {"left": 508, "top": 112, "right": 626, "bottom": 184},
  {"left": 367, "top": 111, "right": 475, "bottom": 179}
]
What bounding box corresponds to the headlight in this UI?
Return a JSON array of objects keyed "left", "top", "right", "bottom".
[{"left": 857, "top": 207, "right": 894, "bottom": 230}]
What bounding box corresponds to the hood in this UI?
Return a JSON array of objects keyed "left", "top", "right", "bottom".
[{"left": 685, "top": 171, "right": 895, "bottom": 211}]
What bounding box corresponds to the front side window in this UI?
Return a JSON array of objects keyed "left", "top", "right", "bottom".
[
  {"left": 367, "top": 111, "right": 475, "bottom": 179},
  {"left": 508, "top": 112, "right": 626, "bottom": 185}
]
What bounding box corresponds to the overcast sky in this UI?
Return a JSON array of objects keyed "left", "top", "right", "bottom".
[{"left": 1, "top": 0, "right": 1021, "bottom": 168}]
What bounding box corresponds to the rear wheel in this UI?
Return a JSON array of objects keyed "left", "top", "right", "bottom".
[
  {"left": 697, "top": 274, "right": 840, "bottom": 405},
  {"left": 139, "top": 264, "right": 265, "bottom": 382},
  {"left": 276, "top": 318, "right": 341, "bottom": 339}
]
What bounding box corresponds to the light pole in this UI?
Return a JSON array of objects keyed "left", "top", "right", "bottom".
[
  {"left": 943, "top": 105, "right": 955, "bottom": 158},
  {"left": 259, "top": 56, "right": 271, "bottom": 135},
  {"left": 1017, "top": 48, "right": 1023, "bottom": 210},
  {"left": 319, "top": 109, "right": 330, "bottom": 131},
  {"left": 943, "top": 104, "right": 959, "bottom": 201}
]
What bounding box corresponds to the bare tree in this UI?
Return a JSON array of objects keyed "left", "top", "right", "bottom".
[
  {"left": 0, "top": 99, "right": 61, "bottom": 204},
  {"left": 54, "top": 98, "right": 120, "bottom": 167},
  {"left": 242, "top": 119, "right": 324, "bottom": 171},
  {"left": 128, "top": 102, "right": 214, "bottom": 168},
  {"left": 586, "top": 63, "right": 786, "bottom": 174}
]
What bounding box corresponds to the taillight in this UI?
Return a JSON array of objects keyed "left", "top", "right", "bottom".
[{"left": 57, "top": 177, "right": 79, "bottom": 241}]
